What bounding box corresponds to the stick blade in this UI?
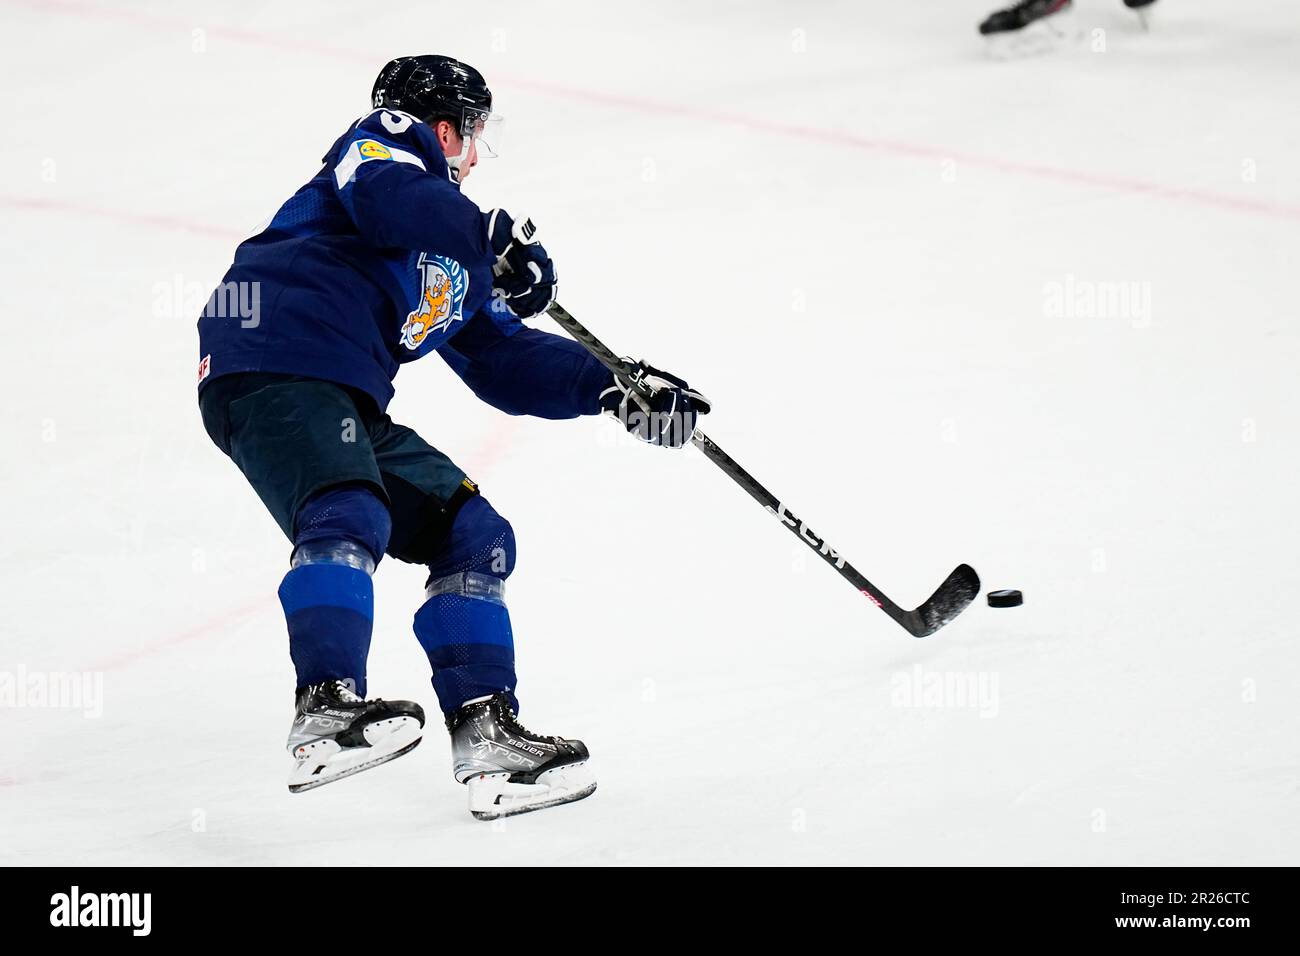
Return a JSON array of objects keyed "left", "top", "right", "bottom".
[{"left": 900, "top": 564, "right": 981, "bottom": 638}]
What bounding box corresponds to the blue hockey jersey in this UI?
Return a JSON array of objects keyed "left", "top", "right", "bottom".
[{"left": 196, "top": 107, "right": 609, "bottom": 416}]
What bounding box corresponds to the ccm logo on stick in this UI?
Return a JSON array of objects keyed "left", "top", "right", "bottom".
[{"left": 768, "top": 503, "right": 846, "bottom": 568}]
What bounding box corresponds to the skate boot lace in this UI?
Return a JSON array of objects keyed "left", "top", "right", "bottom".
[
  {"left": 501, "top": 700, "right": 558, "bottom": 743},
  {"left": 330, "top": 680, "right": 367, "bottom": 704}
]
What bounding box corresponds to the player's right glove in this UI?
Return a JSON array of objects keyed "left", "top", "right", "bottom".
[
  {"left": 598, "top": 361, "right": 712, "bottom": 449},
  {"left": 485, "top": 208, "right": 557, "bottom": 319}
]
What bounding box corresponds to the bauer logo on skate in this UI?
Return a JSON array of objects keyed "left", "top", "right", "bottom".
[
  {"left": 400, "top": 252, "right": 467, "bottom": 350},
  {"left": 767, "top": 503, "right": 846, "bottom": 568}
]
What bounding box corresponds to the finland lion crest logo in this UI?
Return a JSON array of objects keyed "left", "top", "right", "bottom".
[{"left": 400, "top": 253, "right": 467, "bottom": 350}]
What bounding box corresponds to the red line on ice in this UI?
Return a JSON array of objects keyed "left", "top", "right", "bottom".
[
  {"left": 83, "top": 597, "right": 272, "bottom": 673},
  {"left": 16, "top": 0, "right": 1300, "bottom": 224},
  {"left": 0, "top": 196, "right": 244, "bottom": 241}
]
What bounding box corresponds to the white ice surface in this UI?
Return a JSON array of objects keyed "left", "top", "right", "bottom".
[{"left": 1, "top": 0, "right": 1297, "bottom": 866}]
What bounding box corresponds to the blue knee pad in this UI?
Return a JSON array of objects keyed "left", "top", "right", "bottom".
[
  {"left": 424, "top": 493, "right": 515, "bottom": 582},
  {"left": 293, "top": 485, "right": 392, "bottom": 567},
  {"left": 278, "top": 486, "right": 392, "bottom": 696},
  {"left": 413, "top": 495, "right": 519, "bottom": 715}
]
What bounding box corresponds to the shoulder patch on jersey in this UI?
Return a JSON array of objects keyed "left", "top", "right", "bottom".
[
  {"left": 333, "top": 136, "right": 427, "bottom": 189},
  {"left": 400, "top": 253, "right": 468, "bottom": 350}
]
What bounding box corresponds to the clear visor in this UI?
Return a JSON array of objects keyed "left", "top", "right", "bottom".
[{"left": 462, "top": 110, "right": 504, "bottom": 159}]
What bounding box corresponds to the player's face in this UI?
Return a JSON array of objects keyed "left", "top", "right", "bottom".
[
  {"left": 460, "top": 136, "right": 479, "bottom": 180},
  {"left": 436, "top": 121, "right": 479, "bottom": 182}
]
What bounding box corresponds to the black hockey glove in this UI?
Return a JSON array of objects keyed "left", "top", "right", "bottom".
[
  {"left": 485, "top": 208, "right": 557, "bottom": 319},
  {"left": 598, "top": 361, "right": 712, "bottom": 449}
]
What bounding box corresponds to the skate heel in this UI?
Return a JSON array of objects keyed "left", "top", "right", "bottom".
[
  {"left": 466, "top": 762, "right": 597, "bottom": 820},
  {"left": 287, "top": 715, "right": 422, "bottom": 793},
  {"left": 466, "top": 771, "right": 514, "bottom": 817}
]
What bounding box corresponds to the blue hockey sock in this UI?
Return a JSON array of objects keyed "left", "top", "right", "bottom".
[
  {"left": 278, "top": 561, "right": 374, "bottom": 696},
  {"left": 277, "top": 486, "right": 390, "bottom": 696},
  {"left": 413, "top": 572, "right": 517, "bottom": 715}
]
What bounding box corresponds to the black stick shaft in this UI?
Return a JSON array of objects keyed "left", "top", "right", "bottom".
[
  {"left": 545, "top": 301, "right": 908, "bottom": 623},
  {"left": 686, "top": 430, "right": 905, "bottom": 619}
]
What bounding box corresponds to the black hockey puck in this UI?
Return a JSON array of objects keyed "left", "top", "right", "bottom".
[{"left": 987, "top": 589, "right": 1023, "bottom": 608}]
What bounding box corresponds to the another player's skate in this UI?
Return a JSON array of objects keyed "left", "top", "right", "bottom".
[
  {"left": 979, "top": 0, "right": 1078, "bottom": 58},
  {"left": 286, "top": 679, "right": 425, "bottom": 793},
  {"left": 448, "top": 693, "right": 596, "bottom": 820},
  {"left": 1124, "top": 0, "right": 1158, "bottom": 31}
]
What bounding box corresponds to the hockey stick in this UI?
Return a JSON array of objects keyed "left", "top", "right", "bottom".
[{"left": 546, "top": 300, "right": 981, "bottom": 638}]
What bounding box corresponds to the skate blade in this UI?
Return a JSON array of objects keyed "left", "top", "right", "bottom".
[
  {"left": 287, "top": 716, "right": 423, "bottom": 793},
  {"left": 467, "top": 761, "right": 597, "bottom": 820},
  {"left": 983, "top": 10, "right": 1081, "bottom": 60}
]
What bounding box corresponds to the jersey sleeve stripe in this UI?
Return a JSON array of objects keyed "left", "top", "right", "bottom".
[{"left": 333, "top": 138, "right": 428, "bottom": 189}]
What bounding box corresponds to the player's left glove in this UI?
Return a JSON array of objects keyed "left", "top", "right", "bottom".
[
  {"left": 485, "top": 208, "right": 557, "bottom": 319},
  {"left": 598, "top": 361, "right": 712, "bottom": 449}
]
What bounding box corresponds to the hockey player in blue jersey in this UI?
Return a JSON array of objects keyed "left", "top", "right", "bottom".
[{"left": 197, "top": 55, "right": 710, "bottom": 819}]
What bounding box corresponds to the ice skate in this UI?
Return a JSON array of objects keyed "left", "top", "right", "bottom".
[
  {"left": 1124, "top": 0, "right": 1158, "bottom": 31},
  {"left": 286, "top": 680, "right": 425, "bottom": 793},
  {"left": 448, "top": 693, "right": 596, "bottom": 820},
  {"left": 979, "top": 0, "right": 1080, "bottom": 58}
]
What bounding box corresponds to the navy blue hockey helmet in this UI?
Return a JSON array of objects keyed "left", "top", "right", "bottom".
[{"left": 371, "top": 55, "right": 493, "bottom": 137}]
